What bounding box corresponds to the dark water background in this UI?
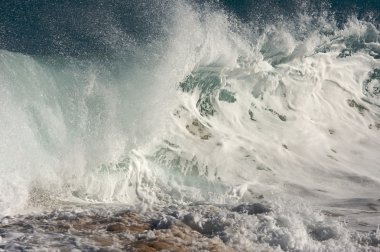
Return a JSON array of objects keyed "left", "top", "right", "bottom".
[{"left": 0, "top": 0, "right": 379, "bottom": 57}]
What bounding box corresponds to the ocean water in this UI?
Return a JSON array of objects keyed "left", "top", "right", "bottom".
[{"left": 0, "top": 0, "right": 380, "bottom": 251}]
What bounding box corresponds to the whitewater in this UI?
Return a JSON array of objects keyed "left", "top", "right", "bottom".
[{"left": 0, "top": 1, "right": 380, "bottom": 251}]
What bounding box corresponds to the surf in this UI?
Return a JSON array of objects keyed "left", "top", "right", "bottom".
[{"left": 0, "top": 0, "right": 380, "bottom": 251}]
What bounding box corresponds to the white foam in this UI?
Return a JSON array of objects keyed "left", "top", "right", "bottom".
[{"left": 1, "top": 2, "right": 380, "bottom": 250}]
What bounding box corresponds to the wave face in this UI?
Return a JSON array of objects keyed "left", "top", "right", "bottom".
[{"left": 1, "top": 0, "right": 380, "bottom": 250}]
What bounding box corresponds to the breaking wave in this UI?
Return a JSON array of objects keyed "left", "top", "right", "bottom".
[{"left": 0, "top": 1, "right": 380, "bottom": 251}]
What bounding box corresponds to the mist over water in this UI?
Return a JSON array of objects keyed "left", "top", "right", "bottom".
[{"left": 1, "top": 0, "right": 380, "bottom": 251}]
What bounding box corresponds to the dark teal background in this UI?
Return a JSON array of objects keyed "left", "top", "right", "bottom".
[{"left": 0, "top": 0, "right": 379, "bottom": 57}]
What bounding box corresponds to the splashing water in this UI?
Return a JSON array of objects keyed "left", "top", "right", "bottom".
[{"left": 0, "top": 1, "right": 380, "bottom": 251}]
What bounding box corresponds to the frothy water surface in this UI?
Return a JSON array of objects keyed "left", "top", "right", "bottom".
[{"left": 0, "top": 1, "right": 380, "bottom": 251}]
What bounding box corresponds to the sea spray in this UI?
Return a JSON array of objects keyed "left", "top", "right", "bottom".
[{"left": 0, "top": 0, "right": 380, "bottom": 251}]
